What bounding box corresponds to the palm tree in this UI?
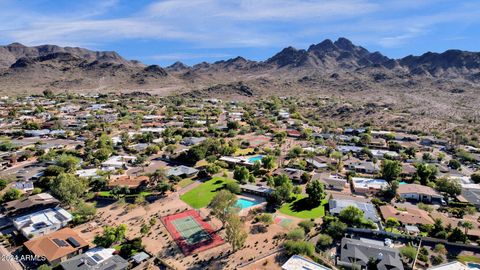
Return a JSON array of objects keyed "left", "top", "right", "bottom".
[
  {"left": 330, "top": 151, "right": 344, "bottom": 173},
  {"left": 459, "top": 221, "right": 474, "bottom": 235},
  {"left": 149, "top": 168, "right": 166, "bottom": 185}
]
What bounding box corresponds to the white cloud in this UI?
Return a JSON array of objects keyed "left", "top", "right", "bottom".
[
  {"left": 148, "top": 52, "right": 233, "bottom": 61},
  {"left": 0, "top": 0, "right": 480, "bottom": 52}
]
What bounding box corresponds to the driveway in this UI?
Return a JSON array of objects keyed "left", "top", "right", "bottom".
[{"left": 0, "top": 245, "right": 22, "bottom": 270}]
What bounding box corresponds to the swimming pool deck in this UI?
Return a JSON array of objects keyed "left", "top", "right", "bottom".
[{"left": 236, "top": 194, "right": 267, "bottom": 215}]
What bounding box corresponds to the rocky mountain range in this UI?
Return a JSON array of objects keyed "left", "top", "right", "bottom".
[{"left": 0, "top": 37, "right": 479, "bottom": 98}]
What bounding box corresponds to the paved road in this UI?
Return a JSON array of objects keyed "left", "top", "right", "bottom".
[{"left": 0, "top": 245, "right": 22, "bottom": 270}]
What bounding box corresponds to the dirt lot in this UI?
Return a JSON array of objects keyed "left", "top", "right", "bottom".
[{"left": 78, "top": 191, "right": 295, "bottom": 270}]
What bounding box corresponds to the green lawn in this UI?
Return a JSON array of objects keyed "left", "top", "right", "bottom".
[
  {"left": 177, "top": 178, "right": 194, "bottom": 188},
  {"left": 279, "top": 195, "right": 328, "bottom": 219},
  {"left": 180, "top": 177, "right": 235, "bottom": 208},
  {"left": 458, "top": 255, "right": 480, "bottom": 263},
  {"left": 234, "top": 148, "right": 254, "bottom": 156}
]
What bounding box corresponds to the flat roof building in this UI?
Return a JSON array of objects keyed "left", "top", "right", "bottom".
[
  {"left": 60, "top": 248, "right": 128, "bottom": 270},
  {"left": 282, "top": 255, "right": 331, "bottom": 270},
  {"left": 13, "top": 206, "right": 72, "bottom": 238}
]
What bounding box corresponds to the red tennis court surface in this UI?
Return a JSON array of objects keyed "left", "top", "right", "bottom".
[{"left": 161, "top": 209, "right": 224, "bottom": 255}]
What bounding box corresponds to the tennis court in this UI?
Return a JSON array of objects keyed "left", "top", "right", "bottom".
[
  {"left": 171, "top": 216, "right": 212, "bottom": 245},
  {"left": 161, "top": 210, "right": 224, "bottom": 255}
]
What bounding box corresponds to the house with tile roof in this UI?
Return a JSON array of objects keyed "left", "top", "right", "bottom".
[
  {"left": 397, "top": 184, "right": 444, "bottom": 203},
  {"left": 24, "top": 227, "right": 89, "bottom": 266},
  {"left": 379, "top": 205, "right": 434, "bottom": 226}
]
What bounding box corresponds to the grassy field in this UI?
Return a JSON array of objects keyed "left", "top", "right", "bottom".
[
  {"left": 458, "top": 255, "right": 480, "bottom": 263},
  {"left": 279, "top": 195, "right": 328, "bottom": 219},
  {"left": 234, "top": 148, "right": 255, "bottom": 156},
  {"left": 177, "top": 178, "right": 194, "bottom": 188},
  {"left": 180, "top": 177, "right": 235, "bottom": 208}
]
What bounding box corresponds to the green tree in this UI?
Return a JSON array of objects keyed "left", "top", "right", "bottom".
[
  {"left": 271, "top": 177, "right": 293, "bottom": 204},
  {"left": 149, "top": 168, "right": 167, "bottom": 184},
  {"left": 261, "top": 155, "right": 276, "bottom": 170},
  {"left": 273, "top": 131, "right": 287, "bottom": 145},
  {"left": 209, "top": 190, "right": 237, "bottom": 228},
  {"left": 316, "top": 234, "right": 333, "bottom": 250},
  {"left": 385, "top": 217, "right": 400, "bottom": 232},
  {"left": 287, "top": 146, "right": 304, "bottom": 159},
  {"left": 415, "top": 163, "right": 437, "bottom": 185},
  {"left": 0, "top": 179, "right": 7, "bottom": 191},
  {"left": 156, "top": 182, "right": 173, "bottom": 194},
  {"left": 2, "top": 188, "right": 21, "bottom": 202},
  {"left": 448, "top": 159, "right": 462, "bottom": 170},
  {"left": 448, "top": 227, "right": 467, "bottom": 243},
  {"left": 325, "top": 220, "right": 347, "bottom": 240},
  {"left": 405, "top": 147, "right": 417, "bottom": 158},
  {"left": 225, "top": 181, "right": 241, "bottom": 194},
  {"left": 471, "top": 173, "right": 480, "bottom": 184},
  {"left": 381, "top": 159, "right": 402, "bottom": 182},
  {"left": 56, "top": 154, "right": 80, "bottom": 173},
  {"left": 73, "top": 200, "right": 97, "bottom": 224},
  {"left": 227, "top": 121, "right": 240, "bottom": 130},
  {"left": 145, "top": 145, "right": 160, "bottom": 155},
  {"left": 359, "top": 133, "right": 372, "bottom": 146},
  {"left": 330, "top": 151, "right": 344, "bottom": 172},
  {"left": 339, "top": 205, "right": 364, "bottom": 227},
  {"left": 459, "top": 221, "right": 474, "bottom": 235},
  {"left": 435, "top": 177, "right": 462, "bottom": 197},
  {"left": 205, "top": 163, "right": 221, "bottom": 176},
  {"left": 400, "top": 245, "right": 417, "bottom": 262},
  {"left": 225, "top": 214, "right": 247, "bottom": 252},
  {"left": 93, "top": 224, "right": 127, "bottom": 247},
  {"left": 298, "top": 220, "right": 315, "bottom": 233},
  {"left": 305, "top": 179, "right": 325, "bottom": 205},
  {"left": 50, "top": 173, "right": 88, "bottom": 204},
  {"left": 93, "top": 148, "right": 112, "bottom": 162},
  {"left": 233, "top": 166, "right": 250, "bottom": 184},
  {"left": 119, "top": 237, "right": 144, "bottom": 258},
  {"left": 140, "top": 223, "right": 150, "bottom": 235}
]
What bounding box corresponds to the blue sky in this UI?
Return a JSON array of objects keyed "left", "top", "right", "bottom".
[{"left": 1, "top": 0, "right": 480, "bottom": 66}]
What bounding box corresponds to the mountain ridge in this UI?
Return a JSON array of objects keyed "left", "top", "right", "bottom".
[{"left": 1, "top": 37, "right": 480, "bottom": 96}]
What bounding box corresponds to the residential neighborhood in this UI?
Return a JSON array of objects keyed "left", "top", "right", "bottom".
[{"left": 0, "top": 93, "right": 479, "bottom": 270}]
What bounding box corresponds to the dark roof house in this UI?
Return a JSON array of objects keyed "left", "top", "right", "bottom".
[
  {"left": 2, "top": 193, "right": 60, "bottom": 216},
  {"left": 60, "top": 248, "right": 128, "bottom": 270},
  {"left": 338, "top": 238, "right": 404, "bottom": 270}
]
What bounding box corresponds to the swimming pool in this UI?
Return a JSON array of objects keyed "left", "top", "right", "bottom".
[
  {"left": 236, "top": 198, "right": 261, "bottom": 210},
  {"left": 399, "top": 181, "right": 407, "bottom": 185},
  {"left": 248, "top": 155, "right": 263, "bottom": 163},
  {"left": 468, "top": 262, "right": 480, "bottom": 269}
]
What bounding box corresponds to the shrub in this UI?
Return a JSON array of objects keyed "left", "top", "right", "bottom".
[
  {"left": 298, "top": 220, "right": 315, "bottom": 233},
  {"left": 400, "top": 245, "right": 417, "bottom": 262},
  {"left": 286, "top": 228, "right": 305, "bottom": 241},
  {"left": 284, "top": 240, "right": 314, "bottom": 256},
  {"left": 430, "top": 255, "right": 444, "bottom": 266},
  {"left": 433, "top": 244, "right": 447, "bottom": 255},
  {"left": 254, "top": 213, "right": 273, "bottom": 225},
  {"left": 225, "top": 181, "right": 241, "bottom": 194},
  {"left": 316, "top": 234, "right": 333, "bottom": 250}
]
